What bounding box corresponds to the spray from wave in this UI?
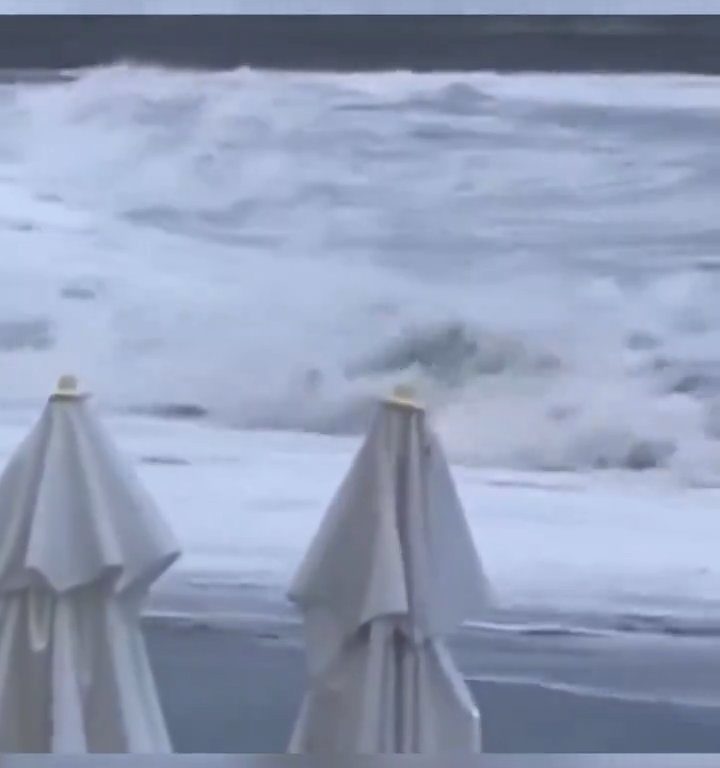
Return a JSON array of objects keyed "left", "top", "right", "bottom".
[{"left": 2, "top": 65, "right": 720, "bottom": 478}]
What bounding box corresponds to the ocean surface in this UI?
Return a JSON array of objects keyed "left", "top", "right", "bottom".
[
  {"left": 2, "top": 66, "right": 720, "bottom": 478},
  {"left": 4, "top": 66, "right": 720, "bottom": 713},
  {"left": 2, "top": 0, "right": 720, "bottom": 13}
]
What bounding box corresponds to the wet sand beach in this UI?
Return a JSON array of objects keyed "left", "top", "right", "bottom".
[{"left": 144, "top": 618, "right": 720, "bottom": 753}]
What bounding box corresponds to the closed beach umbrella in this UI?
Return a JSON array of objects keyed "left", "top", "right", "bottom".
[
  {"left": 0, "top": 376, "right": 180, "bottom": 752},
  {"left": 289, "top": 386, "right": 492, "bottom": 754}
]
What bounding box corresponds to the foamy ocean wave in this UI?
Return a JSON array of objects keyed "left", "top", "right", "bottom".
[{"left": 2, "top": 66, "right": 720, "bottom": 480}]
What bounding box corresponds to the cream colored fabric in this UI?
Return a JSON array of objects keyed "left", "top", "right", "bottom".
[
  {"left": 289, "top": 402, "right": 491, "bottom": 754},
  {"left": 0, "top": 398, "right": 180, "bottom": 752}
]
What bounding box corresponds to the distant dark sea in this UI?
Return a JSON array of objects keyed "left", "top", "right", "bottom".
[{"left": 2, "top": 15, "right": 720, "bottom": 72}]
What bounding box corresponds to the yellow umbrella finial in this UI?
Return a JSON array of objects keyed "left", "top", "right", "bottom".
[
  {"left": 51, "top": 374, "right": 86, "bottom": 401},
  {"left": 383, "top": 384, "right": 424, "bottom": 412}
]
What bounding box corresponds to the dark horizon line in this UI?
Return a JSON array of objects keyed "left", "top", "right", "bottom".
[{"left": 3, "top": 15, "right": 720, "bottom": 73}]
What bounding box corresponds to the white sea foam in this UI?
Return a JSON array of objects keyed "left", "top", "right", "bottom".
[
  {"left": 2, "top": 67, "right": 720, "bottom": 478},
  {"left": 4, "top": 410, "right": 720, "bottom": 632}
]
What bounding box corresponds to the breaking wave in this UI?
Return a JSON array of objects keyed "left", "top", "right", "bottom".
[{"left": 2, "top": 65, "right": 720, "bottom": 479}]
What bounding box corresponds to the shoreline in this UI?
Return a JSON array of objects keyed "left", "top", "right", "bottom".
[
  {"left": 143, "top": 620, "right": 720, "bottom": 753},
  {"left": 3, "top": 16, "right": 720, "bottom": 73},
  {"left": 143, "top": 592, "right": 720, "bottom": 709}
]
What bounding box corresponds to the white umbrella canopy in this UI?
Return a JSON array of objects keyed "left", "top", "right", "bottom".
[
  {"left": 288, "top": 388, "right": 493, "bottom": 754},
  {"left": 0, "top": 377, "right": 180, "bottom": 753}
]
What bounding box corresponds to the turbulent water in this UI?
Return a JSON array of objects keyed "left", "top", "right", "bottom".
[{"left": 2, "top": 65, "right": 720, "bottom": 477}]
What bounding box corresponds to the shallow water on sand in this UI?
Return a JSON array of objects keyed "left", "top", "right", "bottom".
[{"left": 145, "top": 620, "right": 720, "bottom": 753}]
